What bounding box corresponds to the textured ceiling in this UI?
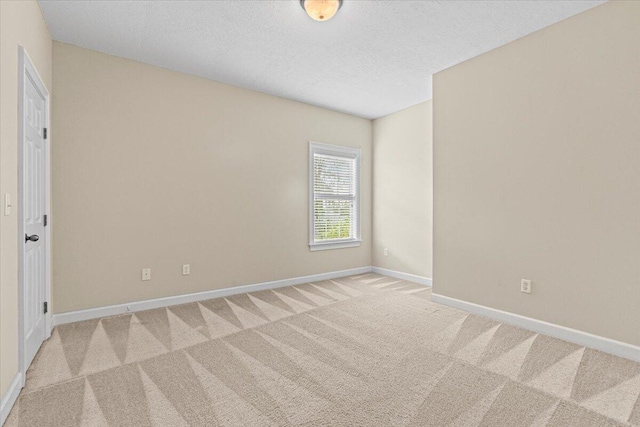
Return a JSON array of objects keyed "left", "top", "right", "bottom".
[{"left": 39, "top": 0, "right": 604, "bottom": 119}]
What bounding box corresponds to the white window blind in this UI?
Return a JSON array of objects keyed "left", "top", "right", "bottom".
[{"left": 309, "top": 142, "right": 361, "bottom": 251}]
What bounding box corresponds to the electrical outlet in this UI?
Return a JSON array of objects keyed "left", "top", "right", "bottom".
[
  {"left": 521, "top": 279, "right": 532, "bottom": 294},
  {"left": 383, "top": 248, "right": 389, "bottom": 256},
  {"left": 182, "top": 264, "right": 191, "bottom": 275},
  {"left": 142, "top": 268, "right": 151, "bottom": 281}
]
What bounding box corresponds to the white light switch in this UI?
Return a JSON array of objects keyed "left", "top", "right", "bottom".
[
  {"left": 182, "top": 264, "right": 190, "bottom": 275},
  {"left": 142, "top": 268, "right": 151, "bottom": 281},
  {"left": 4, "top": 193, "right": 12, "bottom": 216}
]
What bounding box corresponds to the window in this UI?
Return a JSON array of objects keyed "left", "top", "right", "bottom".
[{"left": 309, "top": 142, "right": 361, "bottom": 251}]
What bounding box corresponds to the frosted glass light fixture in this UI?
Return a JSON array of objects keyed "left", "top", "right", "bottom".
[{"left": 300, "top": 0, "right": 343, "bottom": 22}]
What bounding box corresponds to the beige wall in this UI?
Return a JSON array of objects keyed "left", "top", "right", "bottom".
[
  {"left": 0, "top": 1, "right": 52, "bottom": 398},
  {"left": 372, "top": 101, "right": 432, "bottom": 278},
  {"left": 433, "top": 1, "right": 640, "bottom": 346},
  {"left": 52, "top": 42, "right": 372, "bottom": 314}
]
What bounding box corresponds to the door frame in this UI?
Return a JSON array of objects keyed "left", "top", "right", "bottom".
[{"left": 17, "top": 46, "right": 52, "bottom": 387}]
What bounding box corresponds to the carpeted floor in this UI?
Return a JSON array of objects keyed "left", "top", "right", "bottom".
[{"left": 5, "top": 273, "right": 640, "bottom": 426}]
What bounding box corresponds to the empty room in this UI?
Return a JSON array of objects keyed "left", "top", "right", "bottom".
[{"left": 1, "top": 0, "right": 639, "bottom": 425}]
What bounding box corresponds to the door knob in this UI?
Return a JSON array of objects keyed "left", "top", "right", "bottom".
[{"left": 25, "top": 234, "right": 39, "bottom": 243}]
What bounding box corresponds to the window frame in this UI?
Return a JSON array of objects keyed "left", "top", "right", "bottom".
[{"left": 309, "top": 141, "right": 361, "bottom": 251}]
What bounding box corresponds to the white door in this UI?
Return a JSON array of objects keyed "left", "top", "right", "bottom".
[{"left": 22, "top": 59, "right": 48, "bottom": 369}]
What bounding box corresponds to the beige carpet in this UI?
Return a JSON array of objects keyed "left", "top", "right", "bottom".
[{"left": 5, "top": 273, "right": 640, "bottom": 426}]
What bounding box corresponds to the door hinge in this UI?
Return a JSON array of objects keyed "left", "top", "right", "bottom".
[
  {"left": 43, "top": 128, "right": 47, "bottom": 139},
  {"left": 44, "top": 302, "right": 48, "bottom": 314},
  {"left": 44, "top": 214, "right": 48, "bottom": 227}
]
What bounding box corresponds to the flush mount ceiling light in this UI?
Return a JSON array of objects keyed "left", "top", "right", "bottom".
[{"left": 300, "top": 0, "right": 343, "bottom": 22}]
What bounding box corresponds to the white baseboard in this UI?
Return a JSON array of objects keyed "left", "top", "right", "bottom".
[
  {"left": 0, "top": 373, "right": 22, "bottom": 426},
  {"left": 431, "top": 293, "right": 640, "bottom": 362},
  {"left": 371, "top": 267, "right": 432, "bottom": 287},
  {"left": 52, "top": 266, "right": 373, "bottom": 327}
]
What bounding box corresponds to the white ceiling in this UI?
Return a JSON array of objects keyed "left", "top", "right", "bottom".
[{"left": 39, "top": 0, "right": 604, "bottom": 119}]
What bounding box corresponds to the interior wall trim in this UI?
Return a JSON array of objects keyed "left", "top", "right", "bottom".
[
  {"left": 431, "top": 292, "right": 640, "bottom": 362},
  {"left": 371, "top": 266, "right": 432, "bottom": 287},
  {"left": 51, "top": 266, "right": 373, "bottom": 328},
  {"left": 0, "top": 373, "right": 22, "bottom": 426}
]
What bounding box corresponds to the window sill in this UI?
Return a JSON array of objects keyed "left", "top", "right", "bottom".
[{"left": 309, "top": 240, "right": 362, "bottom": 252}]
